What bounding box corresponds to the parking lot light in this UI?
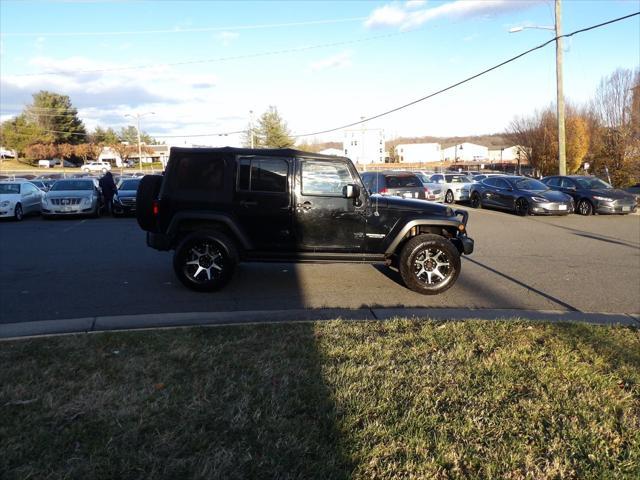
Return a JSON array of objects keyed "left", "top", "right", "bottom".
[{"left": 125, "top": 112, "right": 155, "bottom": 173}]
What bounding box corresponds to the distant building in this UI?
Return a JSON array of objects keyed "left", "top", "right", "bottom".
[
  {"left": 442, "top": 142, "right": 488, "bottom": 162},
  {"left": 488, "top": 145, "right": 528, "bottom": 163},
  {"left": 318, "top": 148, "right": 344, "bottom": 156},
  {"left": 395, "top": 143, "right": 441, "bottom": 163},
  {"left": 343, "top": 128, "right": 385, "bottom": 165},
  {"left": 99, "top": 145, "right": 170, "bottom": 167}
]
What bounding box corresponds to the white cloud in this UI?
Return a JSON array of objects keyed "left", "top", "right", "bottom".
[
  {"left": 309, "top": 51, "right": 352, "bottom": 72},
  {"left": 364, "top": 5, "right": 408, "bottom": 29},
  {"left": 216, "top": 31, "right": 239, "bottom": 46},
  {"left": 366, "top": 0, "right": 540, "bottom": 30}
]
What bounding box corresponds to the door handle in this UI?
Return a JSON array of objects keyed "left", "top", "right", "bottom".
[
  {"left": 239, "top": 200, "right": 258, "bottom": 207},
  {"left": 297, "top": 201, "right": 313, "bottom": 211}
]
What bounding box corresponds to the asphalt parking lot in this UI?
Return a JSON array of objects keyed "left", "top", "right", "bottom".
[{"left": 0, "top": 208, "right": 639, "bottom": 324}]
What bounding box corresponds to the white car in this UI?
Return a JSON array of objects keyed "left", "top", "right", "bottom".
[
  {"left": 81, "top": 161, "right": 112, "bottom": 173},
  {"left": 42, "top": 178, "right": 102, "bottom": 218},
  {"left": 429, "top": 173, "right": 475, "bottom": 203},
  {"left": 0, "top": 181, "right": 44, "bottom": 220}
]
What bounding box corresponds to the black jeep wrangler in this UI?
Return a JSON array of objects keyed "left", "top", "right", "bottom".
[{"left": 137, "top": 147, "right": 474, "bottom": 295}]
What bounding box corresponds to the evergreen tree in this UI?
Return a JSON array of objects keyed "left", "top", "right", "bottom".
[
  {"left": 254, "top": 106, "right": 294, "bottom": 148},
  {"left": 24, "top": 91, "right": 86, "bottom": 144}
]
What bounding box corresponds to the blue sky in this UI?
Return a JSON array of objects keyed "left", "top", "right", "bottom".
[{"left": 1, "top": 0, "right": 638, "bottom": 146}]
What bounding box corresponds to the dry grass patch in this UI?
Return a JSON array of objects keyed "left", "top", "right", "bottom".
[{"left": 1, "top": 319, "right": 639, "bottom": 479}]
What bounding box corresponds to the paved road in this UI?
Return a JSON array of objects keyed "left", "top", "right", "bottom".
[{"left": 1, "top": 208, "right": 638, "bottom": 324}]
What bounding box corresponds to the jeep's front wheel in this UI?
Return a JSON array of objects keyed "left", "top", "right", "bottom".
[
  {"left": 399, "top": 234, "right": 460, "bottom": 295},
  {"left": 173, "top": 232, "right": 238, "bottom": 292}
]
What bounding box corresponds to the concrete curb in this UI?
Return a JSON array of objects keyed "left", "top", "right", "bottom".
[{"left": 1, "top": 308, "right": 638, "bottom": 340}]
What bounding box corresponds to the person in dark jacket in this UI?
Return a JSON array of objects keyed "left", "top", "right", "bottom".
[{"left": 99, "top": 171, "right": 117, "bottom": 215}]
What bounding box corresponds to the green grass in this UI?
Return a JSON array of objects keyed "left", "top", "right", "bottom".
[{"left": 1, "top": 319, "right": 639, "bottom": 479}]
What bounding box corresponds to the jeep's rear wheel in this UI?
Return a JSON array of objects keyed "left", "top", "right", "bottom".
[
  {"left": 399, "top": 234, "right": 460, "bottom": 295},
  {"left": 173, "top": 231, "right": 238, "bottom": 292}
]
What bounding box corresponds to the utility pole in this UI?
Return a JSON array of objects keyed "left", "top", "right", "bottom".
[
  {"left": 249, "top": 110, "right": 255, "bottom": 148},
  {"left": 125, "top": 112, "right": 154, "bottom": 174},
  {"left": 555, "top": 0, "right": 567, "bottom": 175}
]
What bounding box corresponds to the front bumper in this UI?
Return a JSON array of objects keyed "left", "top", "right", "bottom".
[
  {"left": 530, "top": 200, "right": 573, "bottom": 215},
  {"left": 455, "top": 190, "right": 470, "bottom": 201},
  {"left": 0, "top": 209, "right": 15, "bottom": 218},
  {"left": 595, "top": 201, "right": 636, "bottom": 214},
  {"left": 451, "top": 235, "right": 474, "bottom": 255},
  {"left": 42, "top": 206, "right": 95, "bottom": 215}
]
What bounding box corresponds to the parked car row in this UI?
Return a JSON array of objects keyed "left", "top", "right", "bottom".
[
  {"left": 0, "top": 176, "right": 141, "bottom": 221},
  {"left": 357, "top": 169, "right": 637, "bottom": 217}
]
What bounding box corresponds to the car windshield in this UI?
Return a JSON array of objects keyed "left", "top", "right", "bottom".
[
  {"left": 415, "top": 173, "right": 431, "bottom": 183},
  {"left": 0, "top": 184, "right": 20, "bottom": 194},
  {"left": 119, "top": 179, "right": 141, "bottom": 190},
  {"left": 515, "top": 179, "right": 548, "bottom": 191},
  {"left": 445, "top": 175, "right": 472, "bottom": 183},
  {"left": 385, "top": 175, "right": 421, "bottom": 188},
  {"left": 575, "top": 177, "right": 612, "bottom": 190},
  {"left": 50, "top": 180, "right": 93, "bottom": 191}
]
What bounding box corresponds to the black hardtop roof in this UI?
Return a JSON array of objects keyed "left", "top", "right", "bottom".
[{"left": 169, "top": 146, "right": 347, "bottom": 161}]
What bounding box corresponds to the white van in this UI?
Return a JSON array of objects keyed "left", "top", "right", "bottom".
[{"left": 38, "top": 159, "right": 56, "bottom": 168}]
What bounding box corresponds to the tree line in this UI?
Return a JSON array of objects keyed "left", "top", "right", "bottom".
[
  {"left": 506, "top": 67, "right": 639, "bottom": 186},
  {"left": 0, "top": 91, "right": 159, "bottom": 165}
]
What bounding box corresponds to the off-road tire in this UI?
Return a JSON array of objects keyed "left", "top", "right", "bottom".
[
  {"left": 399, "top": 234, "right": 461, "bottom": 295},
  {"left": 173, "top": 231, "right": 238, "bottom": 292}
]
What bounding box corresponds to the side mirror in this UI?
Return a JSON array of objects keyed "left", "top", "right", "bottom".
[{"left": 342, "top": 183, "right": 360, "bottom": 199}]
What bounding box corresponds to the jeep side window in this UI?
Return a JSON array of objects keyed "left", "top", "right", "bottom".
[
  {"left": 238, "top": 157, "right": 288, "bottom": 193},
  {"left": 171, "top": 154, "right": 224, "bottom": 192},
  {"left": 301, "top": 161, "right": 353, "bottom": 196}
]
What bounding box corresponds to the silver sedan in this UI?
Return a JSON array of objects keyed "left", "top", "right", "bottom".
[{"left": 42, "top": 179, "right": 102, "bottom": 218}]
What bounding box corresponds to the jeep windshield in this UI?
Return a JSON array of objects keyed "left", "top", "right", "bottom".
[{"left": 50, "top": 180, "right": 94, "bottom": 191}]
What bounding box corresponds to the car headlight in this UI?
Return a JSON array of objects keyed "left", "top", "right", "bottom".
[
  {"left": 83, "top": 197, "right": 93, "bottom": 206},
  {"left": 0, "top": 200, "right": 11, "bottom": 208},
  {"left": 531, "top": 196, "right": 547, "bottom": 202},
  {"left": 593, "top": 195, "right": 613, "bottom": 202}
]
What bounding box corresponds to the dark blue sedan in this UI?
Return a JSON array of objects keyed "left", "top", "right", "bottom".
[
  {"left": 469, "top": 176, "right": 573, "bottom": 216},
  {"left": 541, "top": 175, "right": 637, "bottom": 215}
]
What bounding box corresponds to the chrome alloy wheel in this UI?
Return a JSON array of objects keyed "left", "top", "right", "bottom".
[
  {"left": 413, "top": 248, "right": 451, "bottom": 285},
  {"left": 183, "top": 241, "right": 224, "bottom": 282}
]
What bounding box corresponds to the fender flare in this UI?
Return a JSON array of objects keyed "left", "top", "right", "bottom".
[
  {"left": 384, "top": 217, "right": 463, "bottom": 255},
  {"left": 167, "top": 212, "right": 253, "bottom": 250}
]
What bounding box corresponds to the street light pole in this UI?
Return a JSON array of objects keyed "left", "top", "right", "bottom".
[{"left": 555, "top": 0, "right": 567, "bottom": 175}]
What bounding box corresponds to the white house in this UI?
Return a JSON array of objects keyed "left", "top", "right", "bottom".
[
  {"left": 488, "top": 145, "right": 527, "bottom": 163},
  {"left": 395, "top": 143, "right": 441, "bottom": 163},
  {"left": 342, "top": 128, "right": 385, "bottom": 165},
  {"left": 98, "top": 145, "right": 170, "bottom": 167},
  {"left": 318, "top": 148, "right": 343, "bottom": 156},
  {"left": 441, "top": 142, "right": 488, "bottom": 162}
]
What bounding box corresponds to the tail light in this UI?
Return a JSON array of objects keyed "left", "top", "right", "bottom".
[
  {"left": 424, "top": 187, "right": 431, "bottom": 193},
  {"left": 380, "top": 188, "right": 388, "bottom": 194},
  {"left": 152, "top": 200, "right": 159, "bottom": 216}
]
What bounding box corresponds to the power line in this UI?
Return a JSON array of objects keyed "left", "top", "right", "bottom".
[
  {"left": 11, "top": 29, "right": 416, "bottom": 77},
  {"left": 3, "top": 12, "right": 638, "bottom": 141},
  {"left": 293, "top": 11, "right": 640, "bottom": 137},
  {"left": 0, "top": 16, "right": 367, "bottom": 38}
]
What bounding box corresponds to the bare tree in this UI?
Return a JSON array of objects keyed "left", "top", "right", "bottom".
[{"left": 589, "top": 68, "right": 640, "bottom": 186}]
